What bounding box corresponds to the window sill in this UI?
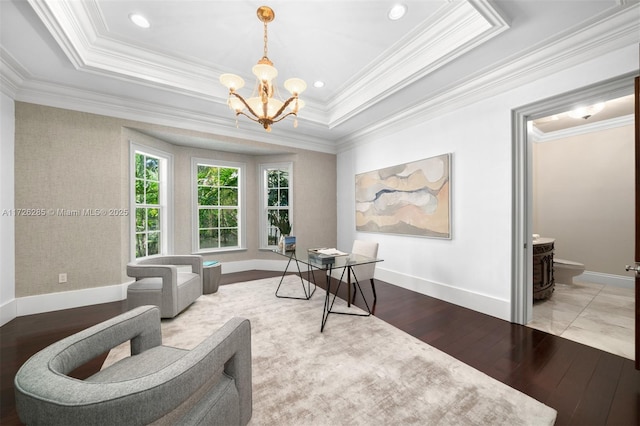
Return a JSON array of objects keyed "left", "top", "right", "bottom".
[{"left": 193, "top": 247, "right": 248, "bottom": 255}]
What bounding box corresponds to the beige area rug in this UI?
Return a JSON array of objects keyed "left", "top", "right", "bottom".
[{"left": 104, "top": 276, "right": 557, "bottom": 425}]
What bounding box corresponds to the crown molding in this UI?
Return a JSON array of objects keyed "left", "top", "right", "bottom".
[
  {"left": 27, "top": 0, "right": 508, "bottom": 131},
  {"left": 530, "top": 114, "right": 634, "bottom": 143},
  {"left": 338, "top": 2, "right": 640, "bottom": 150},
  {"left": 27, "top": 0, "right": 224, "bottom": 97},
  {"left": 12, "top": 76, "right": 336, "bottom": 154},
  {"left": 0, "top": 47, "right": 27, "bottom": 99},
  {"left": 327, "top": 0, "right": 509, "bottom": 128}
]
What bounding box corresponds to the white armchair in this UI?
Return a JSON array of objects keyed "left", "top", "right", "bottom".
[
  {"left": 330, "top": 240, "right": 379, "bottom": 304},
  {"left": 126, "top": 255, "right": 203, "bottom": 318}
]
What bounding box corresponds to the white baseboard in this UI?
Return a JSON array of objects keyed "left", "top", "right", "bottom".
[
  {"left": 374, "top": 267, "right": 511, "bottom": 322},
  {"left": 577, "top": 271, "right": 634, "bottom": 289},
  {"left": 0, "top": 259, "right": 292, "bottom": 324},
  {"left": 15, "top": 282, "right": 130, "bottom": 318},
  {"left": 0, "top": 298, "right": 17, "bottom": 327}
]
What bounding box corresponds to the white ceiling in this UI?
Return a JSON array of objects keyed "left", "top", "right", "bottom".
[{"left": 1, "top": 0, "right": 638, "bottom": 154}]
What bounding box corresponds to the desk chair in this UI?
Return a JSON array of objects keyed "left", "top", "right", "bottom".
[{"left": 331, "top": 240, "right": 379, "bottom": 304}]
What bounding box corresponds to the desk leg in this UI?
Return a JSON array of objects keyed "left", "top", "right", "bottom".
[
  {"left": 349, "top": 267, "right": 372, "bottom": 314},
  {"left": 276, "top": 253, "right": 317, "bottom": 300},
  {"left": 321, "top": 265, "right": 331, "bottom": 332},
  {"left": 321, "top": 265, "right": 371, "bottom": 332},
  {"left": 347, "top": 267, "right": 352, "bottom": 308}
]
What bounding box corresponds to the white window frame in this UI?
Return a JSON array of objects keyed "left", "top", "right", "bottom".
[
  {"left": 129, "top": 143, "right": 173, "bottom": 260},
  {"left": 192, "top": 157, "right": 246, "bottom": 253},
  {"left": 259, "top": 162, "right": 293, "bottom": 249}
]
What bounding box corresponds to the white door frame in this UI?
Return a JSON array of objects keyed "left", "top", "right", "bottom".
[{"left": 511, "top": 72, "right": 636, "bottom": 325}]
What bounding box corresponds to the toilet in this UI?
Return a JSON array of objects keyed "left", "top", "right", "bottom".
[{"left": 553, "top": 258, "right": 585, "bottom": 284}]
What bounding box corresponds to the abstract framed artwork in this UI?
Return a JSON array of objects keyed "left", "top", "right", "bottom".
[{"left": 355, "top": 153, "right": 451, "bottom": 239}]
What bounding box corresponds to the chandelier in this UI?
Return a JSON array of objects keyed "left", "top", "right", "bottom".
[{"left": 219, "top": 6, "right": 306, "bottom": 132}]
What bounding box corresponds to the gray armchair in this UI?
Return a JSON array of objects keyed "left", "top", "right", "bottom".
[
  {"left": 14, "top": 305, "right": 252, "bottom": 426},
  {"left": 127, "top": 255, "right": 203, "bottom": 318}
]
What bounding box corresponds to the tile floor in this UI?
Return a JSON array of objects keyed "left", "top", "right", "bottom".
[{"left": 527, "top": 280, "right": 635, "bottom": 360}]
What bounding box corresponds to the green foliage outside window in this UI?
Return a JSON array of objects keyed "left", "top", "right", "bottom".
[
  {"left": 197, "top": 165, "right": 239, "bottom": 250},
  {"left": 135, "top": 153, "right": 162, "bottom": 258},
  {"left": 266, "top": 169, "right": 290, "bottom": 245}
]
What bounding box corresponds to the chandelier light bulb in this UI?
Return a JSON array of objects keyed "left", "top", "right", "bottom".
[
  {"left": 252, "top": 64, "right": 278, "bottom": 82},
  {"left": 284, "top": 78, "right": 307, "bottom": 95},
  {"left": 228, "top": 97, "right": 245, "bottom": 113},
  {"left": 220, "top": 74, "right": 245, "bottom": 91}
]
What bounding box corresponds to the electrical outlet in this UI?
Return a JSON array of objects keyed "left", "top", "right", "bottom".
[{"left": 58, "top": 273, "right": 67, "bottom": 284}]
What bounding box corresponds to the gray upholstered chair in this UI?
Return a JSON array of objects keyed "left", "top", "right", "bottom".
[
  {"left": 330, "top": 240, "right": 379, "bottom": 304},
  {"left": 14, "top": 305, "right": 252, "bottom": 426},
  {"left": 127, "top": 255, "right": 203, "bottom": 318}
]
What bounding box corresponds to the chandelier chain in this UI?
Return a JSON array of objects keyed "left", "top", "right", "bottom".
[{"left": 263, "top": 21, "right": 268, "bottom": 59}]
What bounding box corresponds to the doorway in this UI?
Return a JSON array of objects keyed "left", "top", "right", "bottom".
[
  {"left": 526, "top": 95, "right": 635, "bottom": 359},
  {"left": 511, "top": 72, "right": 636, "bottom": 335}
]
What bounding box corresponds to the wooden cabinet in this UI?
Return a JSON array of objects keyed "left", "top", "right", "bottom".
[{"left": 533, "top": 238, "right": 555, "bottom": 300}]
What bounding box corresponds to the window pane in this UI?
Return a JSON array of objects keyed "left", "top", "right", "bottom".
[
  {"left": 145, "top": 157, "right": 159, "bottom": 181},
  {"left": 220, "top": 188, "right": 238, "bottom": 206},
  {"left": 279, "top": 171, "right": 289, "bottom": 188},
  {"left": 136, "top": 233, "right": 146, "bottom": 257},
  {"left": 198, "top": 165, "right": 218, "bottom": 186},
  {"left": 279, "top": 189, "right": 289, "bottom": 207},
  {"left": 198, "top": 186, "right": 218, "bottom": 206},
  {"left": 147, "top": 232, "right": 160, "bottom": 255},
  {"left": 199, "top": 229, "right": 218, "bottom": 249},
  {"left": 220, "top": 168, "right": 238, "bottom": 187},
  {"left": 135, "top": 179, "right": 145, "bottom": 203},
  {"left": 199, "top": 208, "right": 218, "bottom": 228},
  {"left": 267, "top": 189, "right": 278, "bottom": 206},
  {"left": 220, "top": 209, "right": 237, "bottom": 227},
  {"left": 135, "top": 154, "right": 145, "bottom": 179},
  {"left": 220, "top": 229, "right": 238, "bottom": 247},
  {"left": 136, "top": 208, "right": 146, "bottom": 232},
  {"left": 147, "top": 208, "right": 160, "bottom": 231},
  {"left": 267, "top": 170, "right": 278, "bottom": 188},
  {"left": 146, "top": 181, "right": 159, "bottom": 204},
  {"left": 267, "top": 227, "right": 278, "bottom": 245}
]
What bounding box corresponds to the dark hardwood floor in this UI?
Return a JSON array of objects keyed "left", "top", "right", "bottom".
[{"left": 1, "top": 270, "right": 638, "bottom": 425}]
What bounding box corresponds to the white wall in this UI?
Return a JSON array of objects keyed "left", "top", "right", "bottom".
[
  {"left": 336, "top": 44, "right": 637, "bottom": 321},
  {"left": 1, "top": 93, "right": 16, "bottom": 326}
]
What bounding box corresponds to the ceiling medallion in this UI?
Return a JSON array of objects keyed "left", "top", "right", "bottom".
[{"left": 219, "top": 6, "right": 306, "bottom": 132}]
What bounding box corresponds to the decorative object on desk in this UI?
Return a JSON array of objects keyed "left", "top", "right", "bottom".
[
  {"left": 308, "top": 248, "right": 339, "bottom": 265},
  {"left": 284, "top": 235, "right": 296, "bottom": 252},
  {"left": 355, "top": 153, "right": 451, "bottom": 239}
]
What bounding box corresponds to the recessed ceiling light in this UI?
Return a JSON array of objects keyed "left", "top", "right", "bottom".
[
  {"left": 568, "top": 102, "right": 605, "bottom": 119},
  {"left": 313, "top": 81, "right": 325, "bottom": 88},
  {"left": 129, "top": 13, "right": 150, "bottom": 29},
  {"left": 388, "top": 4, "right": 407, "bottom": 21}
]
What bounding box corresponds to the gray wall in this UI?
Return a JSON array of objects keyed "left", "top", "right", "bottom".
[
  {"left": 532, "top": 124, "right": 634, "bottom": 277},
  {"left": 14, "top": 102, "right": 336, "bottom": 298}
]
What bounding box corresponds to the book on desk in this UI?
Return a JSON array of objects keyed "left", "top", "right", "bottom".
[{"left": 307, "top": 248, "right": 347, "bottom": 265}]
